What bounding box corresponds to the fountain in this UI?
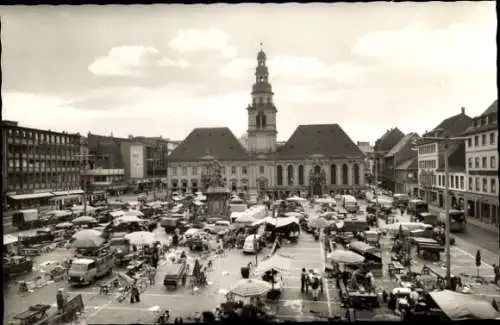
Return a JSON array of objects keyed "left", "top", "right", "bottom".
[{"left": 201, "top": 159, "right": 231, "bottom": 220}]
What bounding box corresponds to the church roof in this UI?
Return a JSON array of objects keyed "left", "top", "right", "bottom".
[
  {"left": 374, "top": 128, "right": 405, "bottom": 152},
  {"left": 168, "top": 127, "right": 249, "bottom": 162},
  {"left": 277, "top": 124, "right": 364, "bottom": 160}
]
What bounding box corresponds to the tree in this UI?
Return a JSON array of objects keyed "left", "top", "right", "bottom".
[{"left": 475, "top": 249, "right": 482, "bottom": 278}]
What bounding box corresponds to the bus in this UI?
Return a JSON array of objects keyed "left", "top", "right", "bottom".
[
  {"left": 440, "top": 210, "right": 466, "bottom": 233},
  {"left": 408, "top": 199, "right": 428, "bottom": 219}
]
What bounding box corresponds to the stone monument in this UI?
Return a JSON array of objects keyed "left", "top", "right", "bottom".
[{"left": 201, "top": 159, "right": 231, "bottom": 220}]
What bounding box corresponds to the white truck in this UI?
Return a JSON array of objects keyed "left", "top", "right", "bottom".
[
  {"left": 12, "top": 209, "right": 40, "bottom": 230},
  {"left": 68, "top": 253, "right": 114, "bottom": 286}
]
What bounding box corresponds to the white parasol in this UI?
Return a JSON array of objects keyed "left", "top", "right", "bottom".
[
  {"left": 71, "top": 229, "right": 104, "bottom": 248},
  {"left": 309, "top": 217, "right": 331, "bottom": 229},
  {"left": 230, "top": 278, "right": 272, "bottom": 297},
  {"left": 125, "top": 231, "right": 157, "bottom": 246},
  {"left": 286, "top": 196, "right": 307, "bottom": 202},
  {"left": 117, "top": 215, "right": 143, "bottom": 223},
  {"left": 235, "top": 214, "right": 255, "bottom": 224},
  {"left": 284, "top": 211, "right": 303, "bottom": 218},
  {"left": 72, "top": 216, "right": 97, "bottom": 224},
  {"left": 327, "top": 249, "right": 365, "bottom": 264},
  {"left": 253, "top": 254, "right": 292, "bottom": 276},
  {"left": 124, "top": 210, "right": 144, "bottom": 217}
]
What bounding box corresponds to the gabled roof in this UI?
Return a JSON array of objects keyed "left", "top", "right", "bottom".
[
  {"left": 482, "top": 99, "right": 498, "bottom": 116},
  {"left": 277, "top": 124, "right": 364, "bottom": 159},
  {"left": 374, "top": 128, "right": 405, "bottom": 152},
  {"left": 385, "top": 133, "right": 419, "bottom": 158},
  {"left": 395, "top": 157, "right": 418, "bottom": 170},
  {"left": 462, "top": 100, "right": 498, "bottom": 136},
  {"left": 425, "top": 112, "right": 472, "bottom": 138},
  {"left": 168, "top": 127, "right": 249, "bottom": 162}
]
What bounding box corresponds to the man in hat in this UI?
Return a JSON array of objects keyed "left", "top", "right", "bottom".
[{"left": 56, "top": 288, "right": 68, "bottom": 313}]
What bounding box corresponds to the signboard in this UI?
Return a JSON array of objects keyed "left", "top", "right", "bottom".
[{"left": 130, "top": 145, "right": 144, "bottom": 179}]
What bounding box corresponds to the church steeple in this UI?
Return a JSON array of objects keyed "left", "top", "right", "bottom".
[{"left": 247, "top": 44, "right": 277, "bottom": 154}]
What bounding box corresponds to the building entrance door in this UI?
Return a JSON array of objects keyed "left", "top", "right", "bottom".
[{"left": 312, "top": 183, "right": 322, "bottom": 196}]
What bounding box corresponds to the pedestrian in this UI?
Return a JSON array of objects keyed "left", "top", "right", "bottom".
[
  {"left": 493, "top": 264, "right": 500, "bottom": 285},
  {"left": 56, "top": 288, "right": 67, "bottom": 313},
  {"left": 149, "top": 267, "right": 156, "bottom": 285},
  {"left": 130, "top": 282, "right": 140, "bottom": 303},
  {"left": 300, "top": 268, "right": 307, "bottom": 293}
]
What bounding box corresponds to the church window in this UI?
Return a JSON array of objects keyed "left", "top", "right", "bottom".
[
  {"left": 256, "top": 115, "right": 261, "bottom": 129},
  {"left": 314, "top": 165, "right": 321, "bottom": 174},
  {"left": 259, "top": 166, "right": 265, "bottom": 174},
  {"left": 277, "top": 165, "right": 283, "bottom": 186},
  {"left": 287, "top": 165, "right": 294, "bottom": 185},
  {"left": 342, "top": 164, "right": 348, "bottom": 185},
  {"left": 171, "top": 167, "right": 177, "bottom": 176},
  {"left": 353, "top": 164, "right": 360, "bottom": 185},
  {"left": 260, "top": 76, "right": 264, "bottom": 82},
  {"left": 330, "top": 164, "right": 337, "bottom": 185},
  {"left": 242, "top": 166, "right": 247, "bottom": 175},
  {"left": 261, "top": 114, "right": 267, "bottom": 128},
  {"left": 182, "top": 167, "right": 187, "bottom": 176},
  {"left": 298, "top": 165, "right": 304, "bottom": 185},
  {"left": 231, "top": 166, "right": 236, "bottom": 175},
  {"left": 192, "top": 167, "right": 197, "bottom": 175}
]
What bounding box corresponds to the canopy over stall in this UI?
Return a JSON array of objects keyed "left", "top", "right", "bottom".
[
  {"left": 429, "top": 290, "right": 500, "bottom": 320},
  {"left": 253, "top": 254, "right": 292, "bottom": 276},
  {"left": 4, "top": 234, "right": 18, "bottom": 245}
]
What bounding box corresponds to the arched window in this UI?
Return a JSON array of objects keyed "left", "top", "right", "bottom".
[
  {"left": 314, "top": 165, "right": 321, "bottom": 174},
  {"left": 298, "top": 165, "right": 304, "bottom": 185},
  {"left": 256, "top": 115, "right": 261, "bottom": 129},
  {"left": 277, "top": 165, "right": 283, "bottom": 186},
  {"left": 287, "top": 165, "right": 294, "bottom": 185},
  {"left": 353, "top": 164, "right": 360, "bottom": 185},
  {"left": 342, "top": 164, "right": 348, "bottom": 185},
  {"left": 261, "top": 114, "right": 267, "bottom": 128},
  {"left": 330, "top": 164, "right": 337, "bottom": 185},
  {"left": 171, "top": 180, "right": 178, "bottom": 190}
]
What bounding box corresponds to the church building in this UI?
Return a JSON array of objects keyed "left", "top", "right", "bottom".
[{"left": 167, "top": 48, "right": 366, "bottom": 198}]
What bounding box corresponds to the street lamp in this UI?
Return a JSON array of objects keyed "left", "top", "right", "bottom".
[{"left": 412, "top": 135, "right": 467, "bottom": 289}]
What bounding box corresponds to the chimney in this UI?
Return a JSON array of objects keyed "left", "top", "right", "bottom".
[{"left": 461, "top": 106, "right": 465, "bottom": 114}]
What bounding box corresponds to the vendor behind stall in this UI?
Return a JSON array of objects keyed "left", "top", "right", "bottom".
[{"left": 350, "top": 264, "right": 374, "bottom": 292}]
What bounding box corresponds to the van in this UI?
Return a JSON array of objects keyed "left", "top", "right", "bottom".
[
  {"left": 68, "top": 255, "right": 113, "bottom": 286},
  {"left": 243, "top": 234, "right": 262, "bottom": 254},
  {"left": 342, "top": 195, "right": 359, "bottom": 213}
]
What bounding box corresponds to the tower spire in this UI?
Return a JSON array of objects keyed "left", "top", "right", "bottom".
[{"left": 260, "top": 42, "right": 263, "bottom": 50}]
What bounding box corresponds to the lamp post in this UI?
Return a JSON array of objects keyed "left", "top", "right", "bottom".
[{"left": 413, "top": 135, "right": 467, "bottom": 289}]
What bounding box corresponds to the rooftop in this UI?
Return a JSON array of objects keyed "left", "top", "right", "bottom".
[
  {"left": 395, "top": 157, "right": 418, "bottom": 170},
  {"left": 168, "top": 127, "right": 249, "bottom": 162},
  {"left": 385, "top": 132, "right": 419, "bottom": 158},
  {"left": 277, "top": 124, "right": 364, "bottom": 159},
  {"left": 374, "top": 128, "right": 405, "bottom": 152}
]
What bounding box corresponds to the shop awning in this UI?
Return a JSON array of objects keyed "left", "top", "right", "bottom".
[
  {"left": 8, "top": 192, "right": 54, "bottom": 200},
  {"left": 52, "top": 189, "right": 85, "bottom": 196},
  {"left": 4, "top": 234, "right": 18, "bottom": 245}
]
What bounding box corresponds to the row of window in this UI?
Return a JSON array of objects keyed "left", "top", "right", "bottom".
[
  {"left": 420, "top": 173, "right": 497, "bottom": 194},
  {"left": 7, "top": 182, "right": 80, "bottom": 192},
  {"left": 472, "top": 114, "right": 496, "bottom": 128},
  {"left": 418, "top": 144, "right": 436, "bottom": 155},
  {"left": 92, "top": 175, "right": 123, "bottom": 183},
  {"left": 418, "top": 160, "right": 437, "bottom": 169},
  {"left": 468, "top": 156, "right": 496, "bottom": 169},
  {"left": 8, "top": 160, "right": 81, "bottom": 168},
  {"left": 467, "top": 132, "right": 496, "bottom": 148},
  {"left": 171, "top": 165, "right": 261, "bottom": 177},
  {"left": 468, "top": 176, "right": 496, "bottom": 194},
  {"left": 6, "top": 128, "right": 78, "bottom": 145},
  {"left": 277, "top": 164, "right": 361, "bottom": 186},
  {"left": 437, "top": 175, "right": 465, "bottom": 190},
  {"left": 8, "top": 173, "right": 80, "bottom": 187}
]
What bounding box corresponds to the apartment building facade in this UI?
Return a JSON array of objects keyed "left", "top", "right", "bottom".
[
  {"left": 382, "top": 133, "right": 419, "bottom": 193},
  {"left": 2, "top": 120, "right": 83, "bottom": 210},
  {"left": 462, "top": 100, "right": 498, "bottom": 226},
  {"left": 417, "top": 107, "right": 472, "bottom": 205}
]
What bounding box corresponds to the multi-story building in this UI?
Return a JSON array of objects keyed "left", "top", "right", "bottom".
[
  {"left": 417, "top": 107, "right": 472, "bottom": 206},
  {"left": 462, "top": 100, "right": 498, "bottom": 227},
  {"left": 357, "top": 141, "right": 374, "bottom": 184},
  {"left": 394, "top": 157, "right": 419, "bottom": 196},
  {"left": 86, "top": 133, "right": 176, "bottom": 194},
  {"left": 2, "top": 120, "right": 83, "bottom": 211},
  {"left": 382, "top": 133, "right": 420, "bottom": 193},
  {"left": 373, "top": 128, "right": 405, "bottom": 187},
  {"left": 167, "top": 48, "right": 365, "bottom": 198}
]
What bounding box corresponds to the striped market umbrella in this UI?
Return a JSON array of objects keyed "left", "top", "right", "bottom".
[
  {"left": 253, "top": 254, "right": 292, "bottom": 276},
  {"left": 230, "top": 278, "right": 272, "bottom": 297}
]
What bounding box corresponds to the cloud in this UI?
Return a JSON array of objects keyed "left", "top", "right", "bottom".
[
  {"left": 352, "top": 22, "right": 496, "bottom": 74},
  {"left": 89, "top": 46, "right": 190, "bottom": 77},
  {"left": 169, "top": 28, "right": 238, "bottom": 58},
  {"left": 219, "top": 55, "right": 367, "bottom": 84}
]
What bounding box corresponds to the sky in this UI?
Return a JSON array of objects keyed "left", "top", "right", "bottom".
[{"left": 1, "top": 3, "right": 497, "bottom": 145}]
